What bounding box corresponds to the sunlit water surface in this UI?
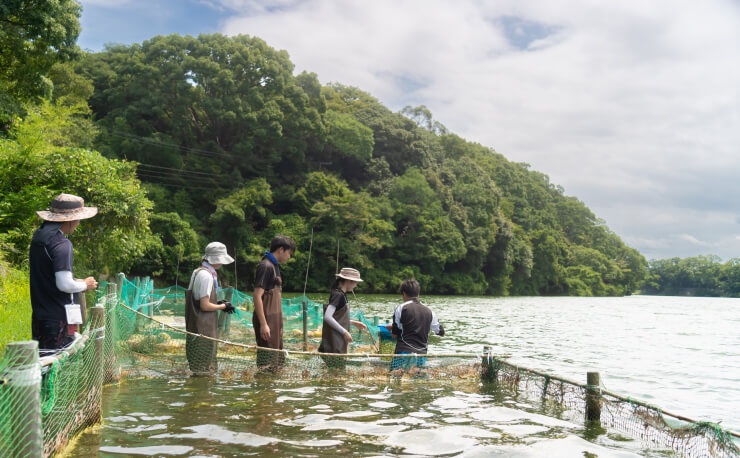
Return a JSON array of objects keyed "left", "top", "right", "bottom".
[{"left": 71, "top": 295, "right": 739, "bottom": 456}]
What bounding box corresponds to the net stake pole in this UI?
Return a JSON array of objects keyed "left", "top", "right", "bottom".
[
  {"left": 302, "top": 300, "right": 308, "bottom": 351},
  {"left": 79, "top": 282, "right": 87, "bottom": 327},
  {"left": 586, "top": 371, "right": 602, "bottom": 423},
  {"left": 302, "top": 227, "right": 314, "bottom": 352},
  {"left": 0, "top": 341, "right": 43, "bottom": 458},
  {"left": 90, "top": 306, "right": 106, "bottom": 423},
  {"left": 103, "top": 281, "right": 119, "bottom": 384}
]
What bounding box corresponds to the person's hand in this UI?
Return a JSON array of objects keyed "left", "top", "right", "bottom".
[
  {"left": 343, "top": 330, "right": 354, "bottom": 344},
  {"left": 355, "top": 322, "right": 367, "bottom": 331},
  {"left": 217, "top": 300, "right": 235, "bottom": 314},
  {"left": 260, "top": 324, "right": 271, "bottom": 341},
  {"left": 84, "top": 277, "right": 98, "bottom": 291}
]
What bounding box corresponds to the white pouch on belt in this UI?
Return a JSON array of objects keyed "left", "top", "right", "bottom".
[{"left": 65, "top": 303, "right": 83, "bottom": 325}]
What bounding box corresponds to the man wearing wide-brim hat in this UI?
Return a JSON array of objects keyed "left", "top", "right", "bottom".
[{"left": 29, "top": 193, "right": 99, "bottom": 352}]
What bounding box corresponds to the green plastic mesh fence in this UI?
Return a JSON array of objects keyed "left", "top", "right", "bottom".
[
  {"left": 105, "top": 276, "right": 477, "bottom": 382},
  {"left": 1, "top": 274, "right": 738, "bottom": 457},
  {"left": 0, "top": 307, "right": 105, "bottom": 457},
  {"left": 482, "top": 356, "right": 740, "bottom": 458}
]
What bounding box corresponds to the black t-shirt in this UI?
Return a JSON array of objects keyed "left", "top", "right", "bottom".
[
  {"left": 327, "top": 288, "right": 347, "bottom": 311},
  {"left": 29, "top": 222, "right": 76, "bottom": 322},
  {"left": 391, "top": 300, "right": 434, "bottom": 354},
  {"left": 254, "top": 258, "right": 281, "bottom": 291}
]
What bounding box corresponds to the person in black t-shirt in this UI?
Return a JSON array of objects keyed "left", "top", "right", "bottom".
[
  {"left": 29, "top": 194, "right": 98, "bottom": 352},
  {"left": 318, "top": 267, "right": 368, "bottom": 368},
  {"left": 389, "top": 278, "right": 445, "bottom": 371}
]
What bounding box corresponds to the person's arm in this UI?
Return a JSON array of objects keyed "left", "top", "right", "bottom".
[
  {"left": 391, "top": 305, "right": 404, "bottom": 338},
  {"left": 192, "top": 270, "right": 227, "bottom": 312},
  {"left": 324, "top": 304, "right": 352, "bottom": 343},
  {"left": 253, "top": 286, "right": 270, "bottom": 340},
  {"left": 53, "top": 239, "right": 97, "bottom": 293},
  {"left": 430, "top": 312, "right": 445, "bottom": 337},
  {"left": 350, "top": 320, "right": 367, "bottom": 331},
  {"left": 55, "top": 271, "right": 93, "bottom": 293}
]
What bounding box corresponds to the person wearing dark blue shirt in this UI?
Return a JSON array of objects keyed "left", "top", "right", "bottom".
[{"left": 29, "top": 194, "right": 98, "bottom": 351}]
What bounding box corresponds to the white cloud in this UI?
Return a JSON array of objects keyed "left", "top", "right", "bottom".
[{"left": 677, "top": 234, "right": 710, "bottom": 247}]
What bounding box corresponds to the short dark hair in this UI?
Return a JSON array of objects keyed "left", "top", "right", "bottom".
[
  {"left": 270, "top": 235, "right": 296, "bottom": 254},
  {"left": 399, "top": 278, "right": 420, "bottom": 298}
]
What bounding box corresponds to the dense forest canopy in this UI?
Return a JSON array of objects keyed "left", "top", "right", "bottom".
[
  {"left": 5, "top": 6, "right": 729, "bottom": 296},
  {"left": 62, "top": 33, "right": 646, "bottom": 295},
  {"left": 643, "top": 256, "right": 740, "bottom": 297}
]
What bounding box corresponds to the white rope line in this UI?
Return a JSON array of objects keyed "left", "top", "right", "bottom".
[{"left": 116, "top": 301, "right": 489, "bottom": 359}]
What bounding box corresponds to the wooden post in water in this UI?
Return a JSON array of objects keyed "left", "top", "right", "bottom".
[
  {"left": 0, "top": 341, "right": 43, "bottom": 458},
  {"left": 585, "top": 371, "right": 601, "bottom": 423}
]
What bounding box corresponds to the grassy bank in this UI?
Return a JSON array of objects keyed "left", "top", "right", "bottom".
[{"left": 0, "top": 264, "right": 31, "bottom": 358}]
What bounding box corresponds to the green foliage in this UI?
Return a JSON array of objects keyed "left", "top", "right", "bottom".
[
  {"left": 323, "top": 109, "right": 374, "bottom": 163},
  {"left": 644, "top": 255, "right": 737, "bottom": 297},
  {"left": 79, "top": 33, "right": 323, "bottom": 190},
  {"left": 209, "top": 178, "right": 273, "bottom": 251},
  {"left": 388, "top": 168, "right": 466, "bottom": 289},
  {"left": 0, "top": 0, "right": 82, "bottom": 129},
  {"left": 129, "top": 212, "right": 200, "bottom": 282},
  {"left": 0, "top": 262, "right": 31, "bottom": 358},
  {"left": 0, "top": 105, "right": 155, "bottom": 276}
]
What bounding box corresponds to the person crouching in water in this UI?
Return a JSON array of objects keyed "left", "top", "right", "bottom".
[
  {"left": 390, "top": 278, "right": 445, "bottom": 372},
  {"left": 318, "top": 267, "right": 368, "bottom": 369},
  {"left": 185, "top": 242, "right": 235, "bottom": 376}
]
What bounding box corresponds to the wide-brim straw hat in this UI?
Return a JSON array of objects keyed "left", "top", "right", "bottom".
[
  {"left": 36, "top": 194, "right": 98, "bottom": 222},
  {"left": 203, "top": 242, "right": 234, "bottom": 265},
  {"left": 336, "top": 267, "right": 363, "bottom": 282}
]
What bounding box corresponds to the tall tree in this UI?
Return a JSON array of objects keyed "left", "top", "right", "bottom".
[
  {"left": 0, "top": 105, "right": 154, "bottom": 275},
  {"left": 0, "top": 0, "right": 81, "bottom": 130}
]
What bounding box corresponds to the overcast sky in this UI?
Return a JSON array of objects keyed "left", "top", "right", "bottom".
[{"left": 77, "top": 0, "right": 740, "bottom": 261}]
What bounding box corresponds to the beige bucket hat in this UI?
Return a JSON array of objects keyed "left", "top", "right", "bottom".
[
  {"left": 203, "top": 242, "right": 234, "bottom": 265},
  {"left": 36, "top": 194, "right": 98, "bottom": 222},
  {"left": 336, "top": 267, "right": 363, "bottom": 282}
]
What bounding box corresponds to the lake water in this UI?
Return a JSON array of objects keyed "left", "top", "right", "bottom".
[{"left": 70, "top": 295, "right": 739, "bottom": 456}]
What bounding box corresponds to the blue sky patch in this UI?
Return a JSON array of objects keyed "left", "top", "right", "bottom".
[
  {"left": 498, "top": 16, "right": 558, "bottom": 51},
  {"left": 78, "top": 0, "right": 225, "bottom": 52}
]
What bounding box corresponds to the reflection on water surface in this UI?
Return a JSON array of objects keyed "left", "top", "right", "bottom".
[{"left": 72, "top": 375, "right": 660, "bottom": 457}]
